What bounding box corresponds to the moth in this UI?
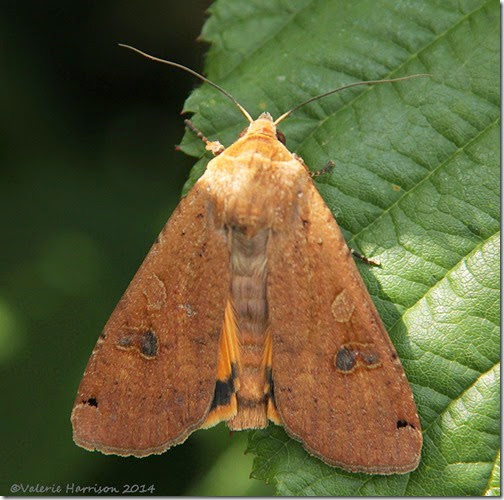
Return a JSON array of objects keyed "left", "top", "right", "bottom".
[{"left": 72, "top": 45, "right": 426, "bottom": 474}]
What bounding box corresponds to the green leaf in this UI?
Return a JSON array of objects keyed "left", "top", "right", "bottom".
[
  {"left": 179, "top": 0, "right": 500, "bottom": 495},
  {"left": 484, "top": 451, "right": 501, "bottom": 496}
]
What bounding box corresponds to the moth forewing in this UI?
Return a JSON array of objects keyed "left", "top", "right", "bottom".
[
  {"left": 267, "top": 177, "right": 422, "bottom": 474},
  {"left": 71, "top": 184, "right": 230, "bottom": 456}
]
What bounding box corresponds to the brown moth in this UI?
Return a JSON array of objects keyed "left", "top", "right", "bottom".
[{"left": 72, "top": 45, "right": 425, "bottom": 474}]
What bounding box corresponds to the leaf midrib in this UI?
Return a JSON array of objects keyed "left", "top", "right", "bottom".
[{"left": 389, "top": 230, "right": 499, "bottom": 340}]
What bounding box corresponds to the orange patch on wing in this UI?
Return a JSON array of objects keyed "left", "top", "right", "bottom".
[
  {"left": 263, "top": 329, "right": 282, "bottom": 425},
  {"left": 202, "top": 301, "right": 240, "bottom": 428},
  {"left": 202, "top": 394, "right": 237, "bottom": 429}
]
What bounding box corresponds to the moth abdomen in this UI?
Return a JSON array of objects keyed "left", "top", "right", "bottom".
[{"left": 225, "top": 227, "right": 276, "bottom": 430}]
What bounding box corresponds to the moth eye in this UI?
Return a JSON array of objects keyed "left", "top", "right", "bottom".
[
  {"left": 238, "top": 127, "right": 248, "bottom": 138},
  {"left": 276, "top": 129, "right": 286, "bottom": 144}
]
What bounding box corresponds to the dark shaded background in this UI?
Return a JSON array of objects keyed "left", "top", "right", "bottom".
[{"left": 1, "top": 1, "right": 272, "bottom": 495}]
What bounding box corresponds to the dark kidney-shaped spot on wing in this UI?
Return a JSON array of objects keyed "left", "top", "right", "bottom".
[
  {"left": 140, "top": 330, "right": 158, "bottom": 358},
  {"left": 334, "top": 342, "right": 381, "bottom": 374},
  {"left": 335, "top": 346, "right": 356, "bottom": 372},
  {"left": 115, "top": 330, "right": 158, "bottom": 359}
]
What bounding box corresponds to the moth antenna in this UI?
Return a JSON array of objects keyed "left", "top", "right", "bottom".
[
  {"left": 118, "top": 43, "right": 253, "bottom": 123},
  {"left": 274, "top": 73, "right": 432, "bottom": 125}
]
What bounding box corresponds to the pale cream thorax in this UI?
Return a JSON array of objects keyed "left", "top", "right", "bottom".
[{"left": 197, "top": 113, "right": 309, "bottom": 233}]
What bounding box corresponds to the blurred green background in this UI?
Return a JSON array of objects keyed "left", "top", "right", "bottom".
[{"left": 0, "top": 1, "right": 273, "bottom": 496}]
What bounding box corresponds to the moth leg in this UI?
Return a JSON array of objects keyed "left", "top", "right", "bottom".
[
  {"left": 184, "top": 119, "right": 225, "bottom": 155},
  {"left": 310, "top": 160, "right": 335, "bottom": 178},
  {"left": 293, "top": 153, "right": 334, "bottom": 177},
  {"left": 350, "top": 248, "right": 381, "bottom": 267}
]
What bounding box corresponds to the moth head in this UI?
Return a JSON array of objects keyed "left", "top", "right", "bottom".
[
  {"left": 240, "top": 112, "right": 277, "bottom": 139},
  {"left": 238, "top": 113, "right": 286, "bottom": 144}
]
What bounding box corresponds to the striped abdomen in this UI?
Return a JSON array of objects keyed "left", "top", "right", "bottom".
[{"left": 227, "top": 228, "right": 272, "bottom": 429}]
